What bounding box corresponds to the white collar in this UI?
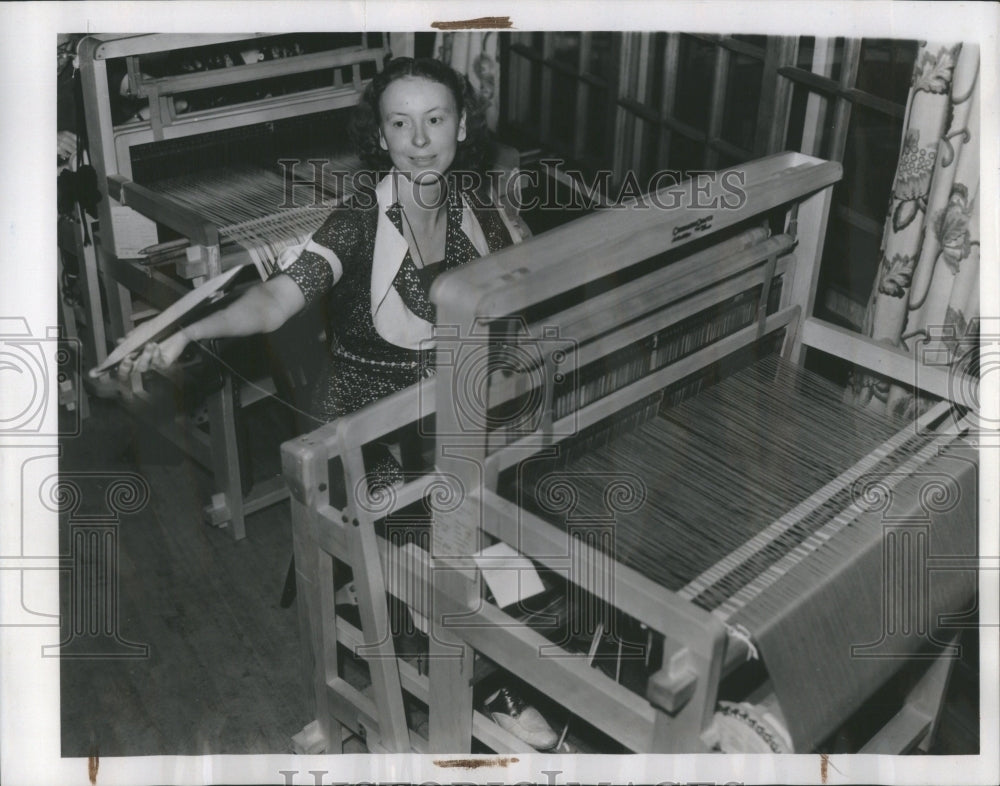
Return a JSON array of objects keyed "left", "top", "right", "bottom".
[{"left": 370, "top": 170, "right": 492, "bottom": 349}]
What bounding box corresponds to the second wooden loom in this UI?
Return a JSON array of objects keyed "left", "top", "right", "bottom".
[{"left": 77, "top": 34, "right": 389, "bottom": 539}]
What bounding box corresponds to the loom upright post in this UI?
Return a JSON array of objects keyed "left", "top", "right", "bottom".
[
  {"left": 281, "top": 433, "right": 329, "bottom": 752},
  {"left": 428, "top": 328, "right": 490, "bottom": 752},
  {"left": 782, "top": 181, "right": 835, "bottom": 364},
  {"left": 647, "top": 620, "right": 728, "bottom": 751}
]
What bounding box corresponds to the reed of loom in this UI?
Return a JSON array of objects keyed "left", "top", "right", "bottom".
[{"left": 281, "top": 152, "right": 978, "bottom": 754}]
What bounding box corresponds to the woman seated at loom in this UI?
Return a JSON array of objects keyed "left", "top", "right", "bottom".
[{"left": 115, "top": 56, "right": 560, "bottom": 751}]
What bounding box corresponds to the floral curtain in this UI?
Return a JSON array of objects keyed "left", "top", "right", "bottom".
[
  {"left": 848, "top": 41, "right": 980, "bottom": 420},
  {"left": 435, "top": 32, "right": 500, "bottom": 130}
]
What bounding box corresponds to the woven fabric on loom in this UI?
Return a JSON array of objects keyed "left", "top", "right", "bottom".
[
  {"left": 506, "top": 355, "right": 978, "bottom": 751},
  {"left": 148, "top": 153, "right": 360, "bottom": 278},
  {"left": 507, "top": 352, "right": 977, "bottom": 749},
  {"left": 512, "top": 354, "right": 928, "bottom": 610}
]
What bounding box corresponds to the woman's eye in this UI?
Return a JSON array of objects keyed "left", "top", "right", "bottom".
[
  {"left": 392, "top": 120, "right": 405, "bottom": 128},
  {"left": 429, "top": 116, "right": 441, "bottom": 125}
]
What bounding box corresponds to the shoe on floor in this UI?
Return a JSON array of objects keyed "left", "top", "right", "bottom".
[{"left": 484, "top": 686, "right": 558, "bottom": 750}]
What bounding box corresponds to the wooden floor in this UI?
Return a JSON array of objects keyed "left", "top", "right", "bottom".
[
  {"left": 60, "top": 394, "right": 312, "bottom": 756},
  {"left": 59, "top": 394, "right": 981, "bottom": 757}
]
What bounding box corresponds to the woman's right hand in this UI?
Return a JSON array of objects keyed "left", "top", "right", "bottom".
[{"left": 116, "top": 329, "right": 192, "bottom": 381}]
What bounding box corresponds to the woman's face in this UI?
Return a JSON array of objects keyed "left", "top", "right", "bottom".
[{"left": 378, "top": 76, "right": 466, "bottom": 182}]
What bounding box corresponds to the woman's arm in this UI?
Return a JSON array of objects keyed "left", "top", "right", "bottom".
[
  {"left": 186, "top": 273, "right": 306, "bottom": 339},
  {"left": 118, "top": 273, "right": 306, "bottom": 376}
]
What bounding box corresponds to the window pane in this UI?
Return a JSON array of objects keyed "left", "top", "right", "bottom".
[
  {"left": 731, "top": 34, "right": 767, "bottom": 51},
  {"left": 585, "top": 86, "right": 610, "bottom": 161},
  {"left": 830, "top": 38, "right": 845, "bottom": 82},
  {"left": 552, "top": 32, "right": 581, "bottom": 70},
  {"left": 668, "top": 134, "right": 703, "bottom": 173},
  {"left": 857, "top": 38, "right": 919, "bottom": 106},
  {"left": 519, "top": 163, "right": 593, "bottom": 234},
  {"left": 638, "top": 118, "right": 661, "bottom": 182},
  {"left": 674, "top": 36, "right": 714, "bottom": 129},
  {"left": 797, "top": 36, "right": 816, "bottom": 69},
  {"left": 588, "top": 32, "right": 615, "bottom": 80},
  {"left": 645, "top": 33, "right": 668, "bottom": 108},
  {"left": 818, "top": 211, "right": 882, "bottom": 310},
  {"left": 720, "top": 52, "right": 763, "bottom": 151},
  {"left": 550, "top": 71, "right": 577, "bottom": 149},
  {"left": 509, "top": 31, "right": 532, "bottom": 48},
  {"left": 840, "top": 104, "right": 903, "bottom": 219},
  {"left": 716, "top": 151, "right": 741, "bottom": 170}
]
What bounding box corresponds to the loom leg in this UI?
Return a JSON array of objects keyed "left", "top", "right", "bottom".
[
  {"left": 101, "top": 251, "right": 134, "bottom": 349},
  {"left": 292, "top": 498, "right": 344, "bottom": 752},
  {"left": 56, "top": 260, "right": 90, "bottom": 421},
  {"left": 204, "top": 370, "right": 247, "bottom": 540},
  {"left": 68, "top": 213, "right": 112, "bottom": 372},
  {"left": 57, "top": 215, "right": 103, "bottom": 413},
  {"left": 648, "top": 625, "right": 727, "bottom": 752},
  {"left": 291, "top": 720, "right": 330, "bottom": 755},
  {"left": 428, "top": 630, "right": 474, "bottom": 752},
  {"left": 782, "top": 183, "right": 834, "bottom": 365},
  {"left": 429, "top": 572, "right": 476, "bottom": 752},
  {"left": 349, "top": 515, "right": 410, "bottom": 751}
]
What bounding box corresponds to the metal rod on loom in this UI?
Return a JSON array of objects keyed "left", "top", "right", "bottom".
[{"left": 140, "top": 237, "right": 191, "bottom": 255}]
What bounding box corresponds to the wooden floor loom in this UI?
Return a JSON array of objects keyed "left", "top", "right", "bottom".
[
  {"left": 282, "top": 152, "right": 979, "bottom": 754},
  {"left": 78, "top": 34, "right": 387, "bottom": 539}
]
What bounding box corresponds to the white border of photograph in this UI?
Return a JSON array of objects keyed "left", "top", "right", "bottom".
[{"left": 2, "top": 2, "right": 997, "bottom": 784}]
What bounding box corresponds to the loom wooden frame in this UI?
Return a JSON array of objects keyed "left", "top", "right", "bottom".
[{"left": 282, "top": 151, "right": 975, "bottom": 754}]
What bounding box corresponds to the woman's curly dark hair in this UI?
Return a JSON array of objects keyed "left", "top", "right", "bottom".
[{"left": 350, "top": 56, "right": 494, "bottom": 174}]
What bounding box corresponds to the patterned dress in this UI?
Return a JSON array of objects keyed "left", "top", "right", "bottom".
[{"left": 280, "top": 178, "right": 518, "bottom": 426}]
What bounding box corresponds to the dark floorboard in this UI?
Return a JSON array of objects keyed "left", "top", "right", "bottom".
[{"left": 60, "top": 396, "right": 308, "bottom": 756}]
